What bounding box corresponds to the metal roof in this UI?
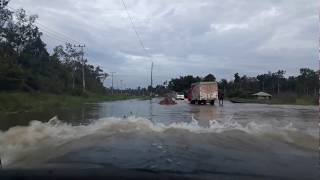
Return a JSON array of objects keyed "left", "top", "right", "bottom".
[{"left": 252, "top": 91, "right": 272, "bottom": 97}]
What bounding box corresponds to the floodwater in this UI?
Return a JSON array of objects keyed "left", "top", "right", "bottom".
[{"left": 0, "top": 99, "right": 319, "bottom": 179}]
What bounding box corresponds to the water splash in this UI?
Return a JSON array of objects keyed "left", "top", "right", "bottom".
[{"left": 0, "top": 116, "right": 317, "bottom": 167}]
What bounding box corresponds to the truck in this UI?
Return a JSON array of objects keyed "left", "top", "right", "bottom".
[{"left": 188, "top": 82, "right": 218, "bottom": 105}]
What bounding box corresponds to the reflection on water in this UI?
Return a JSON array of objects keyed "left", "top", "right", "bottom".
[
  {"left": 192, "top": 105, "right": 220, "bottom": 126},
  {"left": 0, "top": 98, "right": 218, "bottom": 130},
  {"left": 0, "top": 98, "right": 317, "bottom": 132},
  {"left": 0, "top": 98, "right": 318, "bottom": 179}
]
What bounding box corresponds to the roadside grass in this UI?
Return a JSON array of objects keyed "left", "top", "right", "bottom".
[
  {"left": 228, "top": 95, "right": 317, "bottom": 106},
  {"left": 0, "top": 92, "right": 147, "bottom": 113},
  {"left": 270, "top": 95, "right": 317, "bottom": 106}
]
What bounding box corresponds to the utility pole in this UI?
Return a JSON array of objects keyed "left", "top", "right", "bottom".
[
  {"left": 111, "top": 72, "right": 116, "bottom": 95},
  {"left": 277, "top": 78, "right": 280, "bottom": 94},
  {"left": 318, "top": 9, "right": 320, "bottom": 167},
  {"left": 150, "top": 62, "right": 153, "bottom": 98},
  {"left": 74, "top": 44, "right": 86, "bottom": 93},
  {"left": 120, "top": 80, "right": 123, "bottom": 94}
]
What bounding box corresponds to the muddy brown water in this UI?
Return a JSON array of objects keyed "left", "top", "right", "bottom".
[{"left": 0, "top": 98, "right": 318, "bottom": 179}]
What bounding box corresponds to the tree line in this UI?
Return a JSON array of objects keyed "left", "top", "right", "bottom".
[
  {"left": 166, "top": 69, "right": 319, "bottom": 99},
  {"left": 0, "top": 1, "right": 107, "bottom": 95},
  {"left": 167, "top": 74, "right": 216, "bottom": 93}
]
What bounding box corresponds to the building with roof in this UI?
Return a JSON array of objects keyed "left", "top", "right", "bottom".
[{"left": 252, "top": 92, "right": 272, "bottom": 100}]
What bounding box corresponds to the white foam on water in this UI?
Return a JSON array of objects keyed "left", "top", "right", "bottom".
[{"left": 0, "top": 115, "right": 317, "bottom": 167}]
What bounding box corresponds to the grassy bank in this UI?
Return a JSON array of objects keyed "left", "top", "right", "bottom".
[
  {"left": 0, "top": 92, "right": 147, "bottom": 113},
  {"left": 228, "top": 95, "right": 317, "bottom": 106},
  {"left": 269, "top": 95, "right": 317, "bottom": 106}
]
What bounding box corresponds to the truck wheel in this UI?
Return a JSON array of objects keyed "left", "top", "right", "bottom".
[
  {"left": 197, "top": 100, "right": 202, "bottom": 105},
  {"left": 210, "top": 100, "right": 215, "bottom": 105},
  {"left": 191, "top": 100, "right": 195, "bottom": 104}
]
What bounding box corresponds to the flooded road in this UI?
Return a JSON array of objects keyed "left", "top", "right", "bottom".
[{"left": 0, "top": 99, "right": 319, "bottom": 179}]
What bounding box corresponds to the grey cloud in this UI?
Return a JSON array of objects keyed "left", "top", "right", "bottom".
[{"left": 10, "top": 0, "right": 318, "bottom": 88}]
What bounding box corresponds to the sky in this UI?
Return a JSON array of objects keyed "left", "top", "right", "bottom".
[{"left": 10, "top": 0, "right": 318, "bottom": 88}]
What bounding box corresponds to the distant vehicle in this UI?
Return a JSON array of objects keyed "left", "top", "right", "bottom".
[
  {"left": 188, "top": 82, "right": 218, "bottom": 105},
  {"left": 176, "top": 94, "right": 185, "bottom": 100}
]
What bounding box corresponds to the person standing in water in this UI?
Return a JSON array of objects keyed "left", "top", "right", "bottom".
[{"left": 218, "top": 91, "right": 224, "bottom": 105}]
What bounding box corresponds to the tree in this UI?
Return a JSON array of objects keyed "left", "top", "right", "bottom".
[
  {"left": 298, "top": 68, "right": 317, "bottom": 96},
  {"left": 257, "top": 74, "right": 267, "bottom": 91},
  {"left": 168, "top": 75, "right": 201, "bottom": 92},
  {"left": 0, "top": 2, "right": 108, "bottom": 94},
  {"left": 234, "top": 73, "right": 240, "bottom": 90},
  {"left": 218, "top": 79, "right": 228, "bottom": 92},
  {"left": 274, "top": 70, "right": 285, "bottom": 94},
  {"left": 203, "top": 74, "right": 216, "bottom": 82}
]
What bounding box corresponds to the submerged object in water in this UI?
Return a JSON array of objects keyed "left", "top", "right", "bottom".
[
  {"left": 159, "top": 97, "right": 177, "bottom": 105},
  {"left": 229, "top": 99, "right": 246, "bottom": 103}
]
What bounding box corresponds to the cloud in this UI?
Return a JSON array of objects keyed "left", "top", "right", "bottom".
[
  {"left": 10, "top": 0, "right": 318, "bottom": 88},
  {"left": 210, "top": 23, "right": 249, "bottom": 33}
]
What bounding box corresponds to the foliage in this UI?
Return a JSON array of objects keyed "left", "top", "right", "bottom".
[
  {"left": 0, "top": 2, "right": 107, "bottom": 94},
  {"left": 220, "top": 69, "right": 319, "bottom": 99},
  {"left": 0, "top": 92, "right": 143, "bottom": 113},
  {"left": 168, "top": 75, "right": 201, "bottom": 92},
  {"left": 203, "top": 74, "right": 216, "bottom": 82},
  {"left": 167, "top": 69, "right": 318, "bottom": 105},
  {"left": 167, "top": 74, "right": 218, "bottom": 93}
]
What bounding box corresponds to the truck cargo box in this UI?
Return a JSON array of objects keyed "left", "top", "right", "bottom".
[{"left": 188, "top": 82, "right": 218, "bottom": 105}]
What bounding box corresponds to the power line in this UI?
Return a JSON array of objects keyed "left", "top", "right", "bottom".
[
  {"left": 120, "top": 0, "right": 155, "bottom": 96},
  {"left": 7, "top": 5, "right": 82, "bottom": 44},
  {"left": 36, "top": 22, "right": 82, "bottom": 44},
  {"left": 39, "top": 27, "right": 73, "bottom": 44},
  {"left": 41, "top": 31, "right": 66, "bottom": 43},
  {"left": 37, "top": 22, "right": 80, "bottom": 43},
  {"left": 120, "top": 0, "right": 150, "bottom": 57},
  {"left": 37, "top": 27, "right": 69, "bottom": 43}
]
